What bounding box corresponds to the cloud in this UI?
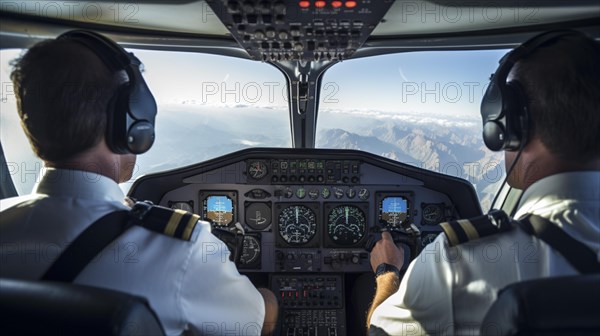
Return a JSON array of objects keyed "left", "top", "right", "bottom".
[
  {"left": 321, "top": 108, "right": 480, "bottom": 129},
  {"left": 240, "top": 139, "right": 262, "bottom": 146}
]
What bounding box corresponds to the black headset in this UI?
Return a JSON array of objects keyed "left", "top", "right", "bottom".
[
  {"left": 57, "top": 30, "right": 157, "bottom": 154},
  {"left": 480, "top": 30, "right": 584, "bottom": 152}
]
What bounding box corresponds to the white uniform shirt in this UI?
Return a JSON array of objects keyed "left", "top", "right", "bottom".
[
  {"left": 0, "top": 168, "right": 265, "bottom": 336},
  {"left": 370, "top": 171, "right": 600, "bottom": 335}
]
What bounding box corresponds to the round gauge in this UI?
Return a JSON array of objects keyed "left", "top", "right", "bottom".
[
  {"left": 333, "top": 187, "right": 344, "bottom": 199},
  {"left": 247, "top": 161, "right": 268, "bottom": 180},
  {"left": 358, "top": 188, "right": 370, "bottom": 200},
  {"left": 308, "top": 188, "right": 319, "bottom": 200},
  {"left": 321, "top": 187, "right": 330, "bottom": 199},
  {"left": 283, "top": 187, "right": 293, "bottom": 198},
  {"left": 245, "top": 202, "right": 271, "bottom": 230},
  {"left": 170, "top": 201, "right": 193, "bottom": 212},
  {"left": 240, "top": 235, "right": 261, "bottom": 265},
  {"left": 422, "top": 204, "right": 444, "bottom": 225},
  {"left": 327, "top": 205, "right": 367, "bottom": 246},
  {"left": 421, "top": 233, "right": 439, "bottom": 247},
  {"left": 296, "top": 187, "right": 306, "bottom": 199},
  {"left": 278, "top": 205, "right": 317, "bottom": 245},
  {"left": 346, "top": 188, "right": 356, "bottom": 199}
]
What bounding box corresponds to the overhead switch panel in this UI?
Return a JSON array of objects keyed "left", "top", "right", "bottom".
[{"left": 206, "top": 0, "right": 394, "bottom": 61}]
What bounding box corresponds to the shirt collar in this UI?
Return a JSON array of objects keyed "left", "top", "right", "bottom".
[
  {"left": 515, "top": 171, "right": 600, "bottom": 218},
  {"left": 34, "top": 168, "right": 125, "bottom": 203}
]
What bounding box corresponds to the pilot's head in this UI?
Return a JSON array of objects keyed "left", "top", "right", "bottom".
[
  {"left": 10, "top": 33, "right": 151, "bottom": 183},
  {"left": 504, "top": 32, "right": 600, "bottom": 189}
]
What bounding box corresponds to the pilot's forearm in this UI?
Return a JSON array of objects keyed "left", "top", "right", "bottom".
[
  {"left": 366, "top": 272, "right": 401, "bottom": 331},
  {"left": 258, "top": 287, "right": 278, "bottom": 335}
]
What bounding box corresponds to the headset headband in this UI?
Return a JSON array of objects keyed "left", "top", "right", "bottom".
[
  {"left": 56, "top": 30, "right": 157, "bottom": 155},
  {"left": 480, "top": 29, "right": 584, "bottom": 151}
]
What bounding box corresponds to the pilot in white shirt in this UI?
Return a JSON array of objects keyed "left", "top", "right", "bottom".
[
  {"left": 1, "top": 168, "right": 267, "bottom": 335},
  {"left": 367, "top": 31, "right": 600, "bottom": 335},
  {"left": 369, "top": 171, "right": 600, "bottom": 335},
  {"left": 0, "top": 30, "right": 277, "bottom": 335}
]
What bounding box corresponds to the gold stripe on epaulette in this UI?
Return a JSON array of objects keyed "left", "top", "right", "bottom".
[
  {"left": 182, "top": 214, "right": 201, "bottom": 241},
  {"left": 457, "top": 219, "right": 480, "bottom": 241},
  {"left": 440, "top": 222, "right": 460, "bottom": 246},
  {"left": 165, "top": 209, "right": 187, "bottom": 236}
]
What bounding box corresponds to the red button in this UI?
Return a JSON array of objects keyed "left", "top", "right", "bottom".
[
  {"left": 332, "top": 1, "right": 342, "bottom": 8},
  {"left": 315, "top": 1, "right": 326, "bottom": 7},
  {"left": 345, "top": 1, "right": 357, "bottom": 8},
  {"left": 299, "top": 1, "right": 310, "bottom": 8}
]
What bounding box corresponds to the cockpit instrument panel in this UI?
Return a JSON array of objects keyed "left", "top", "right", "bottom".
[{"left": 137, "top": 148, "right": 482, "bottom": 274}]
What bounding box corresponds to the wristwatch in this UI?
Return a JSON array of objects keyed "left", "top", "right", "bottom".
[{"left": 375, "top": 263, "right": 401, "bottom": 279}]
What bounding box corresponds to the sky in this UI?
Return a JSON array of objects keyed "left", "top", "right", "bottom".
[{"left": 0, "top": 47, "right": 508, "bottom": 195}]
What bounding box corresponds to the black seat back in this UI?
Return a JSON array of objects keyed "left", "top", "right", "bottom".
[
  {"left": 0, "top": 278, "right": 165, "bottom": 336},
  {"left": 481, "top": 275, "right": 600, "bottom": 336}
]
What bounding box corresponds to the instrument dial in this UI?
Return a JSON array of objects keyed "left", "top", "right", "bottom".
[
  {"left": 245, "top": 202, "right": 271, "bottom": 230},
  {"left": 240, "top": 235, "right": 261, "bottom": 266},
  {"left": 358, "top": 188, "right": 370, "bottom": 200},
  {"left": 278, "top": 205, "right": 317, "bottom": 245},
  {"left": 379, "top": 196, "right": 409, "bottom": 227},
  {"left": 170, "top": 201, "right": 193, "bottom": 212},
  {"left": 422, "top": 204, "right": 444, "bottom": 225},
  {"left": 333, "top": 187, "right": 344, "bottom": 199},
  {"left": 327, "top": 205, "right": 367, "bottom": 246},
  {"left": 247, "top": 160, "right": 268, "bottom": 180},
  {"left": 202, "top": 195, "right": 235, "bottom": 226}
]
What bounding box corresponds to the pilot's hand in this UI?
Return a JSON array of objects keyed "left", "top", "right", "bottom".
[
  {"left": 369, "top": 231, "right": 404, "bottom": 273},
  {"left": 123, "top": 197, "right": 135, "bottom": 208}
]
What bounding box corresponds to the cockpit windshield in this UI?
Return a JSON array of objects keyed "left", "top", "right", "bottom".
[
  {"left": 316, "top": 50, "right": 509, "bottom": 211},
  {"left": 1, "top": 48, "right": 290, "bottom": 194},
  {"left": 3, "top": 47, "right": 508, "bottom": 210}
]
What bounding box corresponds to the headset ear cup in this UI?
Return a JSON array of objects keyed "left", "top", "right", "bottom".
[
  {"left": 483, "top": 121, "right": 506, "bottom": 151},
  {"left": 481, "top": 79, "right": 507, "bottom": 151},
  {"left": 127, "top": 121, "right": 154, "bottom": 154}
]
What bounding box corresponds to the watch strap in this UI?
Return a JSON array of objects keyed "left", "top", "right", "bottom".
[{"left": 375, "top": 263, "right": 401, "bottom": 279}]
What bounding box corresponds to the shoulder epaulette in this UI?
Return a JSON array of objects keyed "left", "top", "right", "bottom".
[
  {"left": 130, "top": 201, "right": 201, "bottom": 242},
  {"left": 439, "top": 209, "right": 514, "bottom": 246}
]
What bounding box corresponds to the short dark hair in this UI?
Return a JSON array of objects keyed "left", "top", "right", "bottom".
[
  {"left": 10, "top": 38, "right": 119, "bottom": 162},
  {"left": 513, "top": 32, "right": 600, "bottom": 161}
]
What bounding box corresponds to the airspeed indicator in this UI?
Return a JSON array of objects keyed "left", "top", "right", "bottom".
[
  {"left": 327, "top": 205, "right": 367, "bottom": 246},
  {"left": 278, "top": 205, "right": 317, "bottom": 245}
]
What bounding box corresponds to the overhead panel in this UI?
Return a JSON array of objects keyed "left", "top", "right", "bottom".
[{"left": 206, "top": 0, "right": 394, "bottom": 61}]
